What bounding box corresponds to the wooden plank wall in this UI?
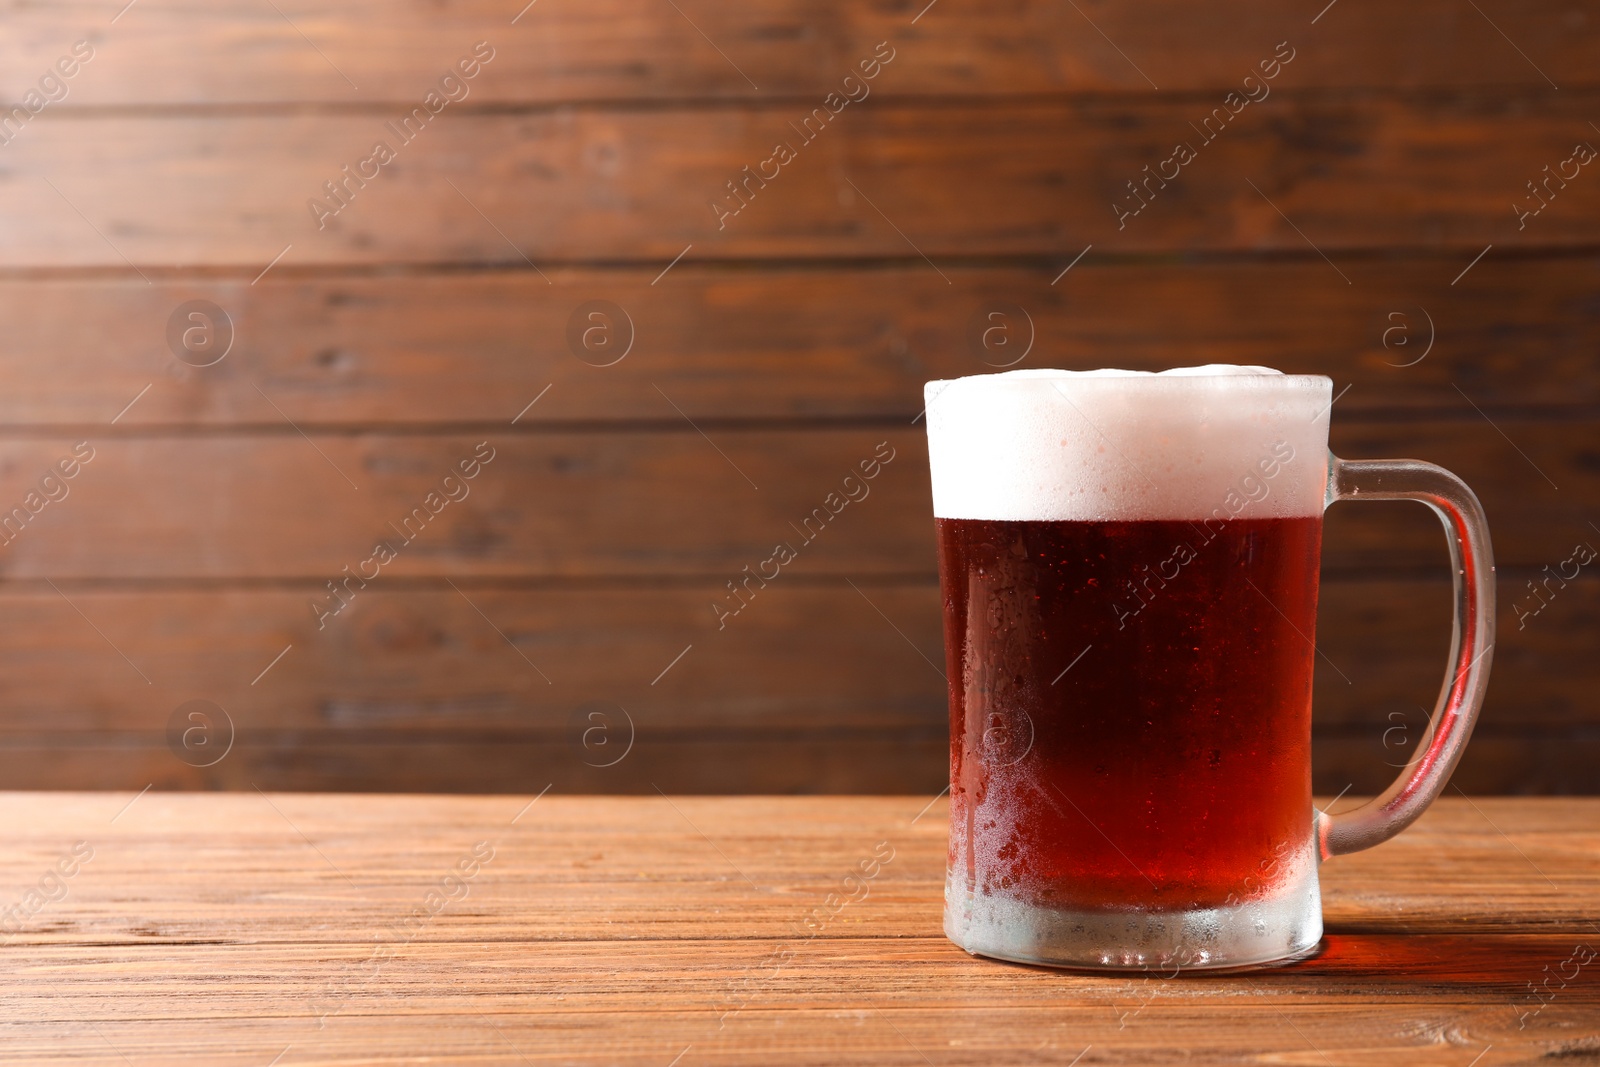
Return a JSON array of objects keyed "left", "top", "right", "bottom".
[{"left": 0, "top": 0, "right": 1594, "bottom": 794}]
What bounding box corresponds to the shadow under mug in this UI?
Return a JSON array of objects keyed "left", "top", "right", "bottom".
[{"left": 923, "top": 370, "right": 1494, "bottom": 971}]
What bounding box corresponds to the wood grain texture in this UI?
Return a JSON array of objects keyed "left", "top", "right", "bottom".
[
  {"left": 0, "top": 260, "right": 1595, "bottom": 429},
  {"left": 1316, "top": 737, "right": 1600, "bottom": 797},
  {"left": 0, "top": 736, "right": 951, "bottom": 795},
  {"left": 0, "top": 793, "right": 1594, "bottom": 1065},
  {"left": 0, "top": 0, "right": 1591, "bottom": 797},
  {"left": 0, "top": 732, "right": 1591, "bottom": 795},
  {"left": 0, "top": 583, "right": 951, "bottom": 734},
  {"left": 0, "top": 430, "right": 923, "bottom": 579},
  {"left": 0, "top": 574, "right": 1584, "bottom": 734},
  {"left": 6, "top": 95, "right": 1600, "bottom": 267},
  {"left": 0, "top": 574, "right": 1589, "bottom": 794},
  {"left": 4, "top": 0, "right": 1593, "bottom": 106},
  {"left": 0, "top": 422, "right": 1578, "bottom": 578}
]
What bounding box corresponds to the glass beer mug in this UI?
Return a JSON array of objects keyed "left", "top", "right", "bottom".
[{"left": 924, "top": 367, "right": 1494, "bottom": 970}]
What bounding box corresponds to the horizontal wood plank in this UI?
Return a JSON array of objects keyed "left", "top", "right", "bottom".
[
  {"left": 4, "top": 0, "right": 1593, "bottom": 104},
  {"left": 1, "top": 941, "right": 1594, "bottom": 1061},
  {"left": 1316, "top": 736, "right": 1600, "bottom": 796},
  {"left": 0, "top": 574, "right": 1587, "bottom": 733},
  {"left": 0, "top": 736, "right": 948, "bottom": 794},
  {"left": 0, "top": 794, "right": 1591, "bottom": 939},
  {"left": 0, "top": 584, "right": 948, "bottom": 734},
  {"left": 2, "top": 793, "right": 1594, "bottom": 930},
  {"left": 0, "top": 430, "right": 923, "bottom": 579},
  {"left": 6, "top": 96, "right": 1600, "bottom": 267},
  {"left": 0, "top": 424, "right": 1581, "bottom": 577},
  {"left": 2, "top": 260, "right": 1596, "bottom": 429},
  {"left": 6, "top": 0, "right": 1593, "bottom": 105},
  {"left": 0, "top": 733, "right": 1589, "bottom": 795},
  {"left": 0, "top": 573, "right": 1588, "bottom": 792},
  {"left": 0, "top": 794, "right": 1593, "bottom": 1063}
]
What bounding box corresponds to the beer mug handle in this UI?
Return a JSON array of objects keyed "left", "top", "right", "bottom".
[{"left": 1316, "top": 454, "right": 1496, "bottom": 859}]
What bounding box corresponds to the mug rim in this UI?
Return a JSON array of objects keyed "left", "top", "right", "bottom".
[{"left": 925, "top": 368, "right": 1333, "bottom": 389}]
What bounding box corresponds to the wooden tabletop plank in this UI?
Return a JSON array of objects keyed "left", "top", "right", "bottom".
[{"left": 0, "top": 794, "right": 1594, "bottom": 1064}]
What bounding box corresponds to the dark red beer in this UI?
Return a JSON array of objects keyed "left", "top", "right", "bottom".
[{"left": 937, "top": 514, "right": 1321, "bottom": 911}]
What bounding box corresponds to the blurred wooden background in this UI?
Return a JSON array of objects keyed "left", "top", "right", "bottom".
[{"left": 0, "top": 0, "right": 1593, "bottom": 793}]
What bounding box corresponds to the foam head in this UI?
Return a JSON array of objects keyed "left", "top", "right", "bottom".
[{"left": 923, "top": 366, "right": 1332, "bottom": 521}]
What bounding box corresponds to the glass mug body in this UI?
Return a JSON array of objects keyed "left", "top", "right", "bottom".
[{"left": 924, "top": 368, "right": 1493, "bottom": 972}]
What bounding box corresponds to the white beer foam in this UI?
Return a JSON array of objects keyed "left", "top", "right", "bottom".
[{"left": 924, "top": 366, "right": 1331, "bottom": 521}]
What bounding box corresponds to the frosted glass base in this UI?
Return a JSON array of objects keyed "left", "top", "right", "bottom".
[{"left": 944, "top": 856, "right": 1323, "bottom": 972}]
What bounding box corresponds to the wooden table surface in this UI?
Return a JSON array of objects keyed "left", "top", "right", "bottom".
[{"left": 1, "top": 792, "right": 1595, "bottom": 1065}]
